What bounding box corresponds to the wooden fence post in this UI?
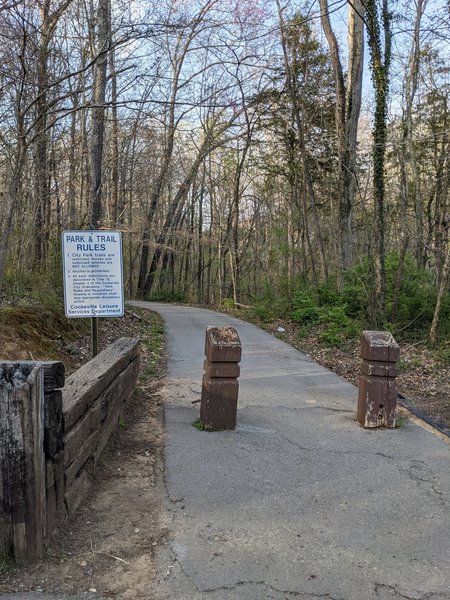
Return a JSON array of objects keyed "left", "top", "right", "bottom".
[
  {"left": 0, "top": 363, "right": 46, "bottom": 563},
  {"left": 200, "top": 327, "right": 242, "bottom": 430},
  {"left": 357, "top": 331, "right": 400, "bottom": 428}
]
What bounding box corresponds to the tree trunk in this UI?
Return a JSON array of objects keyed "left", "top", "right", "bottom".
[
  {"left": 365, "top": 0, "right": 392, "bottom": 323},
  {"left": 89, "top": 0, "right": 109, "bottom": 229},
  {"left": 0, "top": 105, "right": 27, "bottom": 297},
  {"left": 34, "top": 1, "right": 52, "bottom": 266},
  {"left": 197, "top": 165, "right": 206, "bottom": 303},
  {"left": 319, "top": 0, "right": 364, "bottom": 274},
  {"left": 275, "top": 0, "right": 328, "bottom": 280},
  {"left": 141, "top": 154, "right": 205, "bottom": 297},
  {"left": 429, "top": 245, "right": 450, "bottom": 345},
  {"left": 109, "top": 29, "right": 119, "bottom": 227}
]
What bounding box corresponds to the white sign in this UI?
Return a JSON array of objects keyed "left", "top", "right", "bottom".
[{"left": 62, "top": 230, "right": 124, "bottom": 318}]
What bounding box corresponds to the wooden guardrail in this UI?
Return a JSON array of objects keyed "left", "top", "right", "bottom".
[{"left": 0, "top": 338, "right": 140, "bottom": 564}]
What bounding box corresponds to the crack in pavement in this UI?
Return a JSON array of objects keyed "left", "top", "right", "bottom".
[
  {"left": 283, "top": 434, "right": 394, "bottom": 460},
  {"left": 239, "top": 404, "right": 354, "bottom": 414},
  {"left": 203, "top": 579, "right": 345, "bottom": 599},
  {"left": 374, "top": 582, "right": 450, "bottom": 599},
  {"left": 160, "top": 548, "right": 345, "bottom": 599},
  {"left": 399, "top": 460, "right": 447, "bottom": 507}
]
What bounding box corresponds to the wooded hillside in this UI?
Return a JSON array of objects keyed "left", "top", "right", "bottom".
[{"left": 0, "top": 0, "right": 448, "bottom": 342}]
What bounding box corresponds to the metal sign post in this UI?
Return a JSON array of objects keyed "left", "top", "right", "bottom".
[
  {"left": 62, "top": 230, "right": 124, "bottom": 357},
  {"left": 91, "top": 317, "right": 99, "bottom": 357}
]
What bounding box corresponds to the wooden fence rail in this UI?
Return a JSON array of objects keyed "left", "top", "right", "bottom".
[{"left": 0, "top": 338, "right": 140, "bottom": 564}]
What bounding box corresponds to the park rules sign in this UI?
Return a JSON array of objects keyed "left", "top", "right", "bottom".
[{"left": 62, "top": 230, "right": 124, "bottom": 318}]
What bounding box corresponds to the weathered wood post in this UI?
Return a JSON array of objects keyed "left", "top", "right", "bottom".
[
  {"left": 200, "top": 327, "right": 241, "bottom": 430},
  {"left": 0, "top": 363, "right": 46, "bottom": 563},
  {"left": 41, "top": 362, "right": 65, "bottom": 538},
  {"left": 357, "top": 331, "right": 400, "bottom": 428}
]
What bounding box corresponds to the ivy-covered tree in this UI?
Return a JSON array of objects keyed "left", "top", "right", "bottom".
[{"left": 365, "top": 0, "right": 393, "bottom": 324}]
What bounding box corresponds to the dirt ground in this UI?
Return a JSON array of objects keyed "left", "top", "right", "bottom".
[{"left": 0, "top": 310, "right": 168, "bottom": 599}]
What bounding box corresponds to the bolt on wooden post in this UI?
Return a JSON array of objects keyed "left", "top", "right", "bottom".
[
  {"left": 200, "top": 327, "right": 242, "bottom": 430},
  {"left": 357, "top": 331, "right": 400, "bottom": 428}
]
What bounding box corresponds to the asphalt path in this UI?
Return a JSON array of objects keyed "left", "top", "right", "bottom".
[{"left": 126, "top": 302, "right": 450, "bottom": 600}]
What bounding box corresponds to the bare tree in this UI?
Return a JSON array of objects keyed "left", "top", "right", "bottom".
[
  {"left": 429, "top": 236, "right": 449, "bottom": 344},
  {"left": 140, "top": 105, "right": 245, "bottom": 298},
  {"left": 137, "top": 0, "right": 219, "bottom": 295},
  {"left": 391, "top": 0, "right": 427, "bottom": 322},
  {"left": 0, "top": 5, "right": 38, "bottom": 293},
  {"left": 275, "top": 0, "right": 328, "bottom": 281},
  {"left": 33, "top": 0, "right": 74, "bottom": 263},
  {"left": 319, "top": 0, "right": 364, "bottom": 275},
  {"left": 89, "top": 0, "right": 110, "bottom": 229}
]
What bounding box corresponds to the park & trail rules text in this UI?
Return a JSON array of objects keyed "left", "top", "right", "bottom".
[{"left": 62, "top": 230, "right": 124, "bottom": 318}]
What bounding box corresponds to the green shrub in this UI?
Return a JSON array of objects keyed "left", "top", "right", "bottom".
[
  {"left": 0, "top": 552, "right": 13, "bottom": 574},
  {"left": 149, "top": 290, "right": 186, "bottom": 303},
  {"left": 341, "top": 281, "right": 367, "bottom": 319},
  {"left": 385, "top": 253, "right": 436, "bottom": 326},
  {"left": 250, "top": 284, "right": 292, "bottom": 322},
  {"left": 252, "top": 298, "right": 285, "bottom": 322},
  {"left": 222, "top": 297, "right": 234, "bottom": 310},
  {"left": 291, "top": 289, "right": 320, "bottom": 324},
  {"left": 341, "top": 252, "right": 449, "bottom": 337},
  {"left": 436, "top": 343, "right": 450, "bottom": 366},
  {"left": 318, "top": 324, "right": 343, "bottom": 346},
  {"left": 248, "top": 250, "right": 449, "bottom": 343},
  {"left": 318, "top": 304, "right": 361, "bottom": 347},
  {"left": 316, "top": 281, "right": 340, "bottom": 307}
]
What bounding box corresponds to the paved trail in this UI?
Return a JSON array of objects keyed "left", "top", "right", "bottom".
[{"left": 129, "top": 302, "right": 450, "bottom": 600}]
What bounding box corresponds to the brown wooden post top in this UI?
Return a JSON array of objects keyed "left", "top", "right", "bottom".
[
  {"left": 360, "top": 331, "right": 400, "bottom": 363},
  {"left": 205, "top": 327, "right": 242, "bottom": 363}
]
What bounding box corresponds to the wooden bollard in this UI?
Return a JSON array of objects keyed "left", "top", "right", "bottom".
[
  {"left": 200, "top": 327, "right": 241, "bottom": 430},
  {"left": 357, "top": 331, "right": 400, "bottom": 428},
  {"left": 0, "top": 363, "right": 46, "bottom": 563}
]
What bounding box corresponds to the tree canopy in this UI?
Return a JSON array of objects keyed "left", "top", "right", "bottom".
[{"left": 0, "top": 0, "right": 448, "bottom": 341}]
